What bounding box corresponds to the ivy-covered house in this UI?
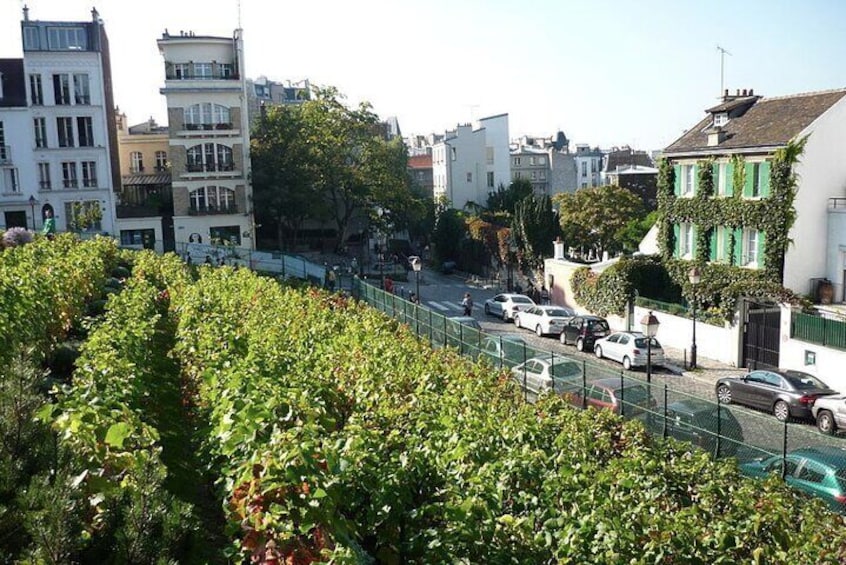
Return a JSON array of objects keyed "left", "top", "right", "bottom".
[{"left": 658, "top": 87, "right": 846, "bottom": 300}]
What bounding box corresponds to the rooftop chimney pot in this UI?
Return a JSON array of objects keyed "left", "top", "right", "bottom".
[{"left": 22, "top": 5, "right": 29, "bottom": 21}]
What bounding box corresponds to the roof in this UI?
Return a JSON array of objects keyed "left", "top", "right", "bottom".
[
  {"left": 604, "top": 149, "right": 653, "bottom": 172},
  {"left": 665, "top": 89, "right": 846, "bottom": 154},
  {"left": 408, "top": 154, "right": 432, "bottom": 169},
  {"left": 122, "top": 172, "right": 171, "bottom": 185}
]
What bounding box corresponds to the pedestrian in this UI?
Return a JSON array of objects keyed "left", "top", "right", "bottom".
[
  {"left": 541, "top": 286, "right": 550, "bottom": 305},
  {"left": 461, "top": 292, "right": 474, "bottom": 316},
  {"left": 409, "top": 292, "right": 420, "bottom": 305},
  {"left": 204, "top": 255, "right": 213, "bottom": 265},
  {"left": 350, "top": 257, "right": 358, "bottom": 274},
  {"left": 384, "top": 276, "right": 394, "bottom": 294},
  {"left": 327, "top": 268, "right": 337, "bottom": 292},
  {"left": 41, "top": 209, "right": 56, "bottom": 236}
]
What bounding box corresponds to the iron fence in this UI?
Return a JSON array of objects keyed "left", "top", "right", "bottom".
[{"left": 792, "top": 311, "right": 846, "bottom": 350}]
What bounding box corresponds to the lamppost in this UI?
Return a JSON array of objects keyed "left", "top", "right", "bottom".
[
  {"left": 378, "top": 250, "right": 385, "bottom": 290},
  {"left": 28, "top": 195, "right": 37, "bottom": 230},
  {"left": 640, "top": 310, "right": 660, "bottom": 384},
  {"left": 410, "top": 255, "right": 421, "bottom": 302},
  {"left": 688, "top": 266, "right": 701, "bottom": 370}
]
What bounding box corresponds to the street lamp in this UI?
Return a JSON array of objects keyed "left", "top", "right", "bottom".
[
  {"left": 28, "top": 195, "right": 37, "bottom": 230},
  {"left": 640, "top": 310, "right": 660, "bottom": 384},
  {"left": 410, "top": 255, "right": 422, "bottom": 302},
  {"left": 688, "top": 265, "right": 701, "bottom": 370}
]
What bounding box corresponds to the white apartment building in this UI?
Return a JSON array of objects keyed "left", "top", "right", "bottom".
[
  {"left": 0, "top": 7, "right": 119, "bottom": 233},
  {"left": 158, "top": 29, "right": 254, "bottom": 249},
  {"left": 432, "top": 113, "right": 510, "bottom": 210},
  {"left": 574, "top": 144, "right": 603, "bottom": 188}
]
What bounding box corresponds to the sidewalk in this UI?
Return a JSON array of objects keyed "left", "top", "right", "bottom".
[{"left": 660, "top": 344, "right": 745, "bottom": 386}]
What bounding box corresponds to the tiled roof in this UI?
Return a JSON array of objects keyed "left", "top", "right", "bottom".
[
  {"left": 604, "top": 149, "right": 653, "bottom": 172},
  {"left": 408, "top": 154, "right": 432, "bottom": 169},
  {"left": 122, "top": 172, "right": 171, "bottom": 185},
  {"left": 664, "top": 89, "right": 846, "bottom": 154}
]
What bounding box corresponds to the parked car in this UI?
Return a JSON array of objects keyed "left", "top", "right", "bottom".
[
  {"left": 594, "top": 331, "right": 664, "bottom": 370},
  {"left": 478, "top": 334, "right": 540, "bottom": 368},
  {"left": 812, "top": 394, "right": 846, "bottom": 435},
  {"left": 483, "top": 293, "right": 536, "bottom": 321},
  {"left": 514, "top": 305, "right": 575, "bottom": 337},
  {"left": 740, "top": 446, "right": 846, "bottom": 513},
  {"left": 715, "top": 369, "right": 837, "bottom": 422},
  {"left": 572, "top": 377, "right": 657, "bottom": 417},
  {"left": 656, "top": 399, "right": 745, "bottom": 457},
  {"left": 511, "top": 355, "right": 582, "bottom": 396},
  {"left": 559, "top": 315, "right": 610, "bottom": 352},
  {"left": 432, "top": 316, "right": 483, "bottom": 351}
]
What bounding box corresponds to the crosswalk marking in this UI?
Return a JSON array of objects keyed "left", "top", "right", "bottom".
[
  {"left": 427, "top": 301, "right": 449, "bottom": 311},
  {"left": 427, "top": 300, "right": 483, "bottom": 312}
]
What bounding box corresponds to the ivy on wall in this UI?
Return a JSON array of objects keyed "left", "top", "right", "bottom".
[{"left": 657, "top": 159, "right": 675, "bottom": 260}]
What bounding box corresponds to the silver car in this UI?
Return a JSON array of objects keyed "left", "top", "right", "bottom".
[
  {"left": 483, "top": 293, "right": 536, "bottom": 321},
  {"left": 594, "top": 331, "right": 664, "bottom": 370},
  {"left": 514, "top": 305, "right": 574, "bottom": 337},
  {"left": 812, "top": 394, "right": 846, "bottom": 435},
  {"left": 511, "top": 355, "right": 583, "bottom": 396}
]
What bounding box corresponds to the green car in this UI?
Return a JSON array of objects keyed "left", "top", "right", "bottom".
[{"left": 740, "top": 446, "right": 846, "bottom": 513}]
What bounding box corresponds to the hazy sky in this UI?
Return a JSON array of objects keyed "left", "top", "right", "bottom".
[{"left": 2, "top": 0, "right": 845, "bottom": 150}]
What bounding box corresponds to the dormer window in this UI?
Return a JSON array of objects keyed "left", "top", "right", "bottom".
[{"left": 714, "top": 112, "right": 728, "bottom": 127}]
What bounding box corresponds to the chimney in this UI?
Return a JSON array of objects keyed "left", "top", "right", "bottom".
[
  {"left": 749, "top": 88, "right": 754, "bottom": 96},
  {"left": 708, "top": 126, "right": 727, "bottom": 147},
  {"left": 742, "top": 89, "right": 748, "bottom": 96},
  {"left": 22, "top": 5, "right": 29, "bottom": 21},
  {"left": 553, "top": 237, "right": 565, "bottom": 260},
  {"left": 91, "top": 7, "right": 99, "bottom": 22}
]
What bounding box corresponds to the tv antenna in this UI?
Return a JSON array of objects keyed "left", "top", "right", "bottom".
[{"left": 717, "top": 45, "right": 732, "bottom": 97}]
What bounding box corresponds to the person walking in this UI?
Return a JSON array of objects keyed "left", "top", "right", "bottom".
[
  {"left": 540, "top": 286, "right": 550, "bottom": 305},
  {"left": 327, "top": 268, "right": 337, "bottom": 292},
  {"left": 461, "top": 292, "right": 474, "bottom": 316}
]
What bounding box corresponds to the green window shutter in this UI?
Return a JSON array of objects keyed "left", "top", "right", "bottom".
[
  {"left": 733, "top": 228, "right": 743, "bottom": 265},
  {"left": 673, "top": 164, "right": 681, "bottom": 196},
  {"left": 692, "top": 164, "right": 698, "bottom": 195},
  {"left": 691, "top": 224, "right": 697, "bottom": 256},
  {"left": 760, "top": 161, "right": 771, "bottom": 197},
  {"left": 708, "top": 228, "right": 720, "bottom": 261},
  {"left": 743, "top": 163, "right": 754, "bottom": 197},
  {"left": 673, "top": 223, "right": 680, "bottom": 257},
  {"left": 725, "top": 162, "right": 734, "bottom": 196}
]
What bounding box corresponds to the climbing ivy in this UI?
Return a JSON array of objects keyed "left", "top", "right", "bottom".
[{"left": 656, "top": 159, "right": 675, "bottom": 260}]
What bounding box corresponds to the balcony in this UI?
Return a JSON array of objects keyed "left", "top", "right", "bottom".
[
  {"left": 188, "top": 203, "right": 238, "bottom": 216},
  {"left": 165, "top": 72, "right": 239, "bottom": 81},
  {"left": 185, "top": 123, "right": 233, "bottom": 131},
  {"left": 63, "top": 180, "right": 79, "bottom": 189},
  {"left": 186, "top": 162, "right": 236, "bottom": 173},
  {"left": 0, "top": 146, "right": 10, "bottom": 165}
]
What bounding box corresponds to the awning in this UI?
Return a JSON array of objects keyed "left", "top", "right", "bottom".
[{"left": 121, "top": 172, "right": 171, "bottom": 185}]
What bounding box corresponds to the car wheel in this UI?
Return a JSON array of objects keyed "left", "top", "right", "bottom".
[
  {"left": 576, "top": 338, "right": 585, "bottom": 352},
  {"left": 774, "top": 400, "right": 790, "bottom": 422},
  {"left": 594, "top": 345, "right": 603, "bottom": 359},
  {"left": 622, "top": 356, "right": 632, "bottom": 370},
  {"left": 484, "top": 304, "right": 490, "bottom": 315},
  {"left": 535, "top": 325, "right": 543, "bottom": 337},
  {"left": 716, "top": 384, "right": 732, "bottom": 404},
  {"left": 560, "top": 332, "right": 568, "bottom": 345},
  {"left": 817, "top": 411, "right": 836, "bottom": 435}
]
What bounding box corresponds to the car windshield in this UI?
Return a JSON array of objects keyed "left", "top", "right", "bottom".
[
  {"left": 783, "top": 371, "right": 829, "bottom": 390},
  {"left": 588, "top": 319, "right": 610, "bottom": 331},
  {"left": 545, "top": 308, "right": 571, "bottom": 317},
  {"left": 551, "top": 361, "right": 581, "bottom": 379},
  {"left": 512, "top": 296, "right": 533, "bottom": 304},
  {"left": 616, "top": 385, "right": 650, "bottom": 404},
  {"left": 634, "top": 337, "right": 661, "bottom": 348}
]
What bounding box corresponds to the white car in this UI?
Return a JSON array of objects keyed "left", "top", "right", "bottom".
[
  {"left": 483, "top": 293, "right": 536, "bottom": 321},
  {"left": 514, "top": 305, "right": 575, "bottom": 337},
  {"left": 594, "top": 331, "right": 664, "bottom": 371},
  {"left": 812, "top": 394, "right": 846, "bottom": 435},
  {"left": 511, "top": 355, "right": 583, "bottom": 396}
]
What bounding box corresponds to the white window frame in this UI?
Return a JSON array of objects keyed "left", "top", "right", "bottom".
[
  {"left": 715, "top": 227, "right": 726, "bottom": 262},
  {"left": 715, "top": 162, "right": 726, "bottom": 196},
  {"left": 130, "top": 151, "right": 144, "bottom": 173},
  {"left": 57, "top": 117, "right": 74, "bottom": 147},
  {"left": 743, "top": 229, "right": 759, "bottom": 267},
  {"left": 81, "top": 161, "right": 97, "bottom": 188},
  {"left": 23, "top": 27, "right": 39, "bottom": 50},
  {"left": 174, "top": 63, "right": 190, "bottom": 79},
  {"left": 73, "top": 73, "right": 90, "bottom": 104},
  {"left": 62, "top": 161, "right": 78, "bottom": 188},
  {"left": 714, "top": 112, "right": 728, "bottom": 127},
  {"left": 48, "top": 27, "right": 87, "bottom": 50},
  {"left": 76, "top": 116, "right": 93, "bottom": 147},
  {"left": 466, "top": 172, "right": 472, "bottom": 183},
  {"left": 751, "top": 162, "right": 762, "bottom": 198},
  {"left": 29, "top": 74, "right": 43, "bottom": 105},
  {"left": 6, "top": 168, "right": 20, "bottom": 193},
  {"left": 34, "top": 117, "right": 47, "bottom": 148},
  {"left": 680, "top": 223, "right": 693, "bottom": 258},
  {"left": 53, "top": 73, "right": 71, "bottom": 105},
  {"left": 38, "top": 162, "right": 51, "bottom": 190},
  {"left": 486, "top": 147, "right": 494, "bottom": 165},
  {"left": 513, "top": 156, "right": 521, "bottom": 166},
  {"left": 193, "top": 63, "right": 212, "bottom": 78},
  {"left": 682, "top": 164, "right": 695, "bottom": 196},
  {"left": 487, "top": 171, "right": 494, "bottom": 188},
  {"left": 155, "top": 151, "right": 168, "bottom": 171}
]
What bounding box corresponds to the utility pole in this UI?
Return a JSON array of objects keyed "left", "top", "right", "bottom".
[{"left": 717, "top": 45, "right": 732, "bottom": 97}]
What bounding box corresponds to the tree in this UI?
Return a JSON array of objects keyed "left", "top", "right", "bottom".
[
  {"left": 554, "top": 185, "right": 645, "bottom": 259},
  {"left": 511, "top": 194, "right": 561, "bottom": 272},
  {"left": 617, "top": 210, "right": 658, "bottom": 254},
  {"left": 486, "top": 179, "right": 533, "bottom": 215},
  {"left": 430, "top": 208, "right": 466, "bottom": 264}
]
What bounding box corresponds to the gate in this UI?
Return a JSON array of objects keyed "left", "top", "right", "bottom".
[{"left": 742, "top": 299, "right": 781, "bottom": 370}]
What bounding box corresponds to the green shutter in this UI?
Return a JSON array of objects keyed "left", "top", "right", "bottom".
[
  {"left": 734, "top": 228, "right": 743, "bottom": 265},
  {"left": 709, "top": 228, "right": 717, "bottom": 261},
  {"left": 673, "top": 164, "right": 681, "bottom": 196},
  {"left": 725, "top": 162, "right": 734, "bottom": 196},
  {"left": 691, "top": 224, "right": 697, "bottom": 256},
  {"left": 673, "top": 224, "right": 680, "bottom": 257},
  {"left": 692, "top": 164, "right": 698, "bottom": 195},
  {"left": 760, "top": 161, "right": 771, "bottom": 197},
  {"left": 744, "top": 163, "right": 754, "bottom": 197}
]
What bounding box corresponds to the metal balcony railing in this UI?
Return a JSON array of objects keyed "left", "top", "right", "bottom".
[
  {"left": 184, "top": 123, "right": 233, "bottom": 131},
  {"left": 0, "top": 146, "right": 10, "bottom": 164},
  {"left": 186, "top": 162, "right": 235, "bottom": 173},
  {"left": 188, "top": 203, "right": 238, "bottom": 216}
]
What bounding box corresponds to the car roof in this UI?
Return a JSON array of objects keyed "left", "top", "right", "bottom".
[
  {"left": 590, "top": 377, "right": 647, "bottom": 390},
  {"left": 485, "top": 333, "right": 526, "bottom": 343},
  {"left": 667, "top": 398, "right": 720, "bottom": 415},
  {"left": 448, "top": 316, "right": 477, "bottom": 323},
  {"left": 499, "top": 293, "right": 532, "bottom": 299},
  {"left": 790, "top": 447, "right": 846, "bottom": 468}
]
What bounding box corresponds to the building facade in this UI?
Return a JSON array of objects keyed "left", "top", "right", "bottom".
[
  {"left": 157, "top": 29, "right": 254, "bottom": 249},
  {"left": 408, "top": 154, "right": 433, "bottom": 199},
  {"left": 574, "top": 144, "right": 603, "bottom": 188},
  {"left": 0, "top": 7, "right": 119, "bottom": 234},
  {"left": 510, "top": 146, "right": 549, "bottom": 194}
]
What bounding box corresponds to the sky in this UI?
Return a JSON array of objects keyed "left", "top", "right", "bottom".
[{"left": 2, "top": 0, "right": 846, "bottom": 151}]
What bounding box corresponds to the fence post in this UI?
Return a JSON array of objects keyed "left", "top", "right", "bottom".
[
  {"left": 716, "top": 397, "right": 722, "bottom": 458},
  {"left": 662, "top": 384, "right": 668, "bottom": 439},
  {"left": 442, "top": 315, "right": 447, "bottom": 348},
  {"left": 582, "top": 360, "right": 587, "bottom": 409},
  {"left": 522, "top": 341, "right": 528, "bottom": 403},
  {"left": 619, "top": 370, "right": 625, "bottom": 418},
  {"left": 428, "top": 310, "right": 433, "bottom": 345},
  {"left": 781, "top": 419, "right": 788, "bottom": 480},
  {"left": 459, "top": 325, "right": 464, "bottom": 355}
]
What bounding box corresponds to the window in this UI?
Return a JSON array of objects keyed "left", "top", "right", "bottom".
[
  {"left": 539, "top": 171, "right": 546, "bottom": 180},
  {"left": 62, "top": 162, "right": 78, "bottom": 188},
  {"left": 466, "top": 172, "right": 472, "bottom": 183},
  {"left": 57, "top": 117, "right": 74, "bottom": 147},
  {"left": 189, "top": 185, "right": 235, "bottom": 212},
  {"left": 188, "top": 143, "right": 232, "bottom": 172},
  {"left": 581, "top": 161, "right": 587, "bottom": 176},
  {"left": 130, "top": 151, "right": 144, "bottom": 173},
  {"left": 38, "top": 162, "right": 51, "bottom": 190},
  {"left": 81, "top": 161, "right": 97, "bottom": 188},
  {"left": 64, "top": 201, "right": 102, "bottom": 232},
  {"left": 48, "top": 27, "right": 87, "bottom": 50},
  {"left": 486, "top": 146, "right": 494, "bottom": 165},
  {"left": 219, "top": 63, "right": 234, "bottom": 78},
  {"left": 53, "top": 74, "right": 71, "bottom": 105},
  {"left": 715, "top": 227, "right": 727, "bottom": 262},
  {"left": 751, "top": 162, "right": 762, "bottom": 197},
  {"left": 23, "top": 26, "right": 39, "bottom": 50},
  {"left": 120, "top": 229, "right": 156, "bottom": 249},
  {"left": 715, "top": 163, "right": 725, "bottom": 196},
  {"left": 591, "top": 160, "right": 597, "bottom": 173},
  {"left": 0, "top": 122, "right": 5, "bottom": 158},
  {"left": 682, "top": 164, "right": 695, "bottom": 196},
  {"left": 155, "top": 151, "right": 168, "bottom": 171},
  {"left": 714, "top": 112, "right": 728, "bottom": 127},
  {"left": 451, "top": 147, "right": 456, "bottom": 161},
  {"left": 680, "top": 223, "right": 693, "bottom": 258},
  {"left": 77, "top": 117, "right": 93, "bottom": 146},
  {"left": 193, "top": 63, "right": 212, "bottom": 78},
  {"left": 210, "top": 225, "right": 241, "bottom": 246},
  {"left": 743, "top": 229, "right": 759, "bottom": 266},
  {"left": 29, "top": 74, "right": 43, "bottom": 105},
  {"left": 174, "top": 63, "right": 190, "bottom": 79},
  {"left": 513, "top": 157, "right": 521, "bottom": 166},
  {"left": 531, "top": 171, "right": 537, "bottom": 180},
  {"left": 581, "top": 182, "right": 587, "bottom": 188},
  {"left": 216, "top": 145, "right": 233, "bottom": 170},
  {"left": 34, "top": 118, "right": 47, "bottom": 148},
  {"left": 487, "top": 171, "right": 494, "bottom": 188},
  {"left": 530, "top": 156, "right": 536, "bottom": 165},
  {"left": 538, "top": 156, "right": 546, "bottom": 165},
  {"left": 184, "top": 103, "right": 230, "bottom": 128},
  {"left": 5, "top": 168, "right": 20, "bottom": 193},
  {"left": 73, "top": 74, "right": 90, "bottom": 104}
]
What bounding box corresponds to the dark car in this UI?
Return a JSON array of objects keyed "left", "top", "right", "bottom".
[
  {"left": 716, "top": 369, "right": 836, "bottom": 422},
  {"left": 740, "top": 447, "right": 846, "bottom": 513},
  {"left": 658, "top": 399, "right": 745, "bottom": 457},
  {"left": 572, "top": 377, "right": 657, "bottom": 417},
  {"left": 559, "top": 315, "right": 610, "bottom": 352}
]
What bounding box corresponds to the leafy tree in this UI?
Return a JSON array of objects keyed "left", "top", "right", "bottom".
[
  {"left": 431, "top": 208, "right": 466, "bottom": 264},
  {"left": 511, "top": 194, "right": 561, "bottom": 272},
  {"left": 486, "top": 179, "right": 533, "bottom": 214},
  {"left": 554, "top": 185, "right": 645, "bottom": 259},
  {"left": 617, "top": 210, "right": 658, "bottom": 254}
]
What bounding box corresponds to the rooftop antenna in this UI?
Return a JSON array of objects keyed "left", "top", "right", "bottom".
[
  {"left": 717, "top": 45, "right": 732, "bottom": 98},
  {"left": 237, "top": 0, "right": 242, "bottom": 29}
]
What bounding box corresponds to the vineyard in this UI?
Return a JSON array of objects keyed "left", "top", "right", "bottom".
[{"left": 1, "top": 234, "right": 845, "bottom": 564}]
